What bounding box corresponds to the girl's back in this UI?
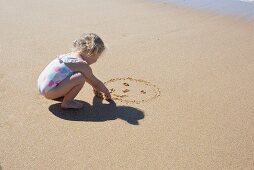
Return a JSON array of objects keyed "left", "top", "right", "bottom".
[{"left": 37, "top": 54, "right": 83, "bottom": 95}]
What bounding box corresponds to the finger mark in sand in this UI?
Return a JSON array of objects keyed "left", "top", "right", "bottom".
[{"left": 123, "top": 89, "right": 130, "bottom": 93}]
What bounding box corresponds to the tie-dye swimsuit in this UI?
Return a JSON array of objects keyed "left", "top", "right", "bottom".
[{"left": 37, "top": 55, "right": 84, "bottom": 95}]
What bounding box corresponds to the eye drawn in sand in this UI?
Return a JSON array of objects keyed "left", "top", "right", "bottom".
[
  {"left": 141, "top": 90, "right": 146, "bottom": 94},
  {"left": 123, "top": 82, "right": 129, "bottom": 86},
  {"left": 97, "top": 77, "right": 160, "bottom": 104}
]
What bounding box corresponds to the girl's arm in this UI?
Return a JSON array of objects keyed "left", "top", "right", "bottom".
[
  {"left": 85, "top": 71, "right": 111, "bottom": 99},
  {"left": 65, "top": 62, "right": 111, "bottom": 99},
  {"left": 85, "top": 70, "right": 111, "bottom": 97}
]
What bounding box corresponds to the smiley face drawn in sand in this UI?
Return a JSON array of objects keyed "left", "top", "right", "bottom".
[{"left": 101, "top": 77, "right": 160, "bottom": 104}]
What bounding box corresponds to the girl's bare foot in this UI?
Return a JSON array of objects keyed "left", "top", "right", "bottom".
[{"left": 61, "top": 100, "right": 84, "bottom": 109}]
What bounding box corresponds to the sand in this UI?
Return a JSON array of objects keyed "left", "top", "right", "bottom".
[{"left": 0, "top": 0, "right": 254, "bottom": 169}]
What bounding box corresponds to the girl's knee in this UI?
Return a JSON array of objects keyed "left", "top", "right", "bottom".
[
  {"left": 72, "top": 72, "right": 86, "bottom": 84},
  {"left": 79, "top": 75, "right": 86, "bottom": 84},
  {"left": 44, "top": 91, "right": 56, "bottom": 100}
]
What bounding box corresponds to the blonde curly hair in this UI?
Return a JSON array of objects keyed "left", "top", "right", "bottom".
[{"left": 73, "top": 33, "right": 105, "bottom": 57}]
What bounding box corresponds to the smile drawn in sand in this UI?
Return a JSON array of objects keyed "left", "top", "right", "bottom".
[{"left": 94, "top": 77, "right": 160, "bottom": 104}]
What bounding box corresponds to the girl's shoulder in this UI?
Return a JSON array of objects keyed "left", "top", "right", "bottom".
[{"left": 57, "top": 53, "right": 87, "bottom": 64}]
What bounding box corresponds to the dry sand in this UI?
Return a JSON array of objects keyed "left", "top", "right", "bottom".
[{"left": 0, "top": 0, "right": 254, "bottom": 169}]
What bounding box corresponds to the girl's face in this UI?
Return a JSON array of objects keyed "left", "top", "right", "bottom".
[
  {"left": 80, "top": 49, "right": 103, "bottom": 65},
  {"left": 85, "top": 53, "right": 100, "bottom": 65},
  {"left": 90, "top": 55, "right": 99, "bottom": 64}
]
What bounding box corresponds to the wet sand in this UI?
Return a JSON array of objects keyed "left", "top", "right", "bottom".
[
  {"left": 158, "top": 0, "right": 254, "bottom": 20},
  {"left": 0, "top": 0, "right": 254, "bottom": 169}
]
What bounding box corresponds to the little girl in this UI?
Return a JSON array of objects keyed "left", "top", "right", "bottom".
[{"left": 38, "top": 33, "right": 111, "bottom": 109}]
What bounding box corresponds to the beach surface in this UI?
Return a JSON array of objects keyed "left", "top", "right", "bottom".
[{"left": 0, "top": 0, "right": 254, "bottom": 169}]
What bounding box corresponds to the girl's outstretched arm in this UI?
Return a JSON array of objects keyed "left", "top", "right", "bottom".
[{"left": 66, "top": 62, "right": 111, "bottom": 99}]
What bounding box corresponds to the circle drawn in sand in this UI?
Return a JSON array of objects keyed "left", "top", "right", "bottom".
[{"left": 103, "top": 77, "right": 160, "bottom": 104}]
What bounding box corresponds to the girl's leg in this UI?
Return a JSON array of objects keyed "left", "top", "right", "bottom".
[{"left": 45, "top": 73, "right": 86, "bottom": 109}]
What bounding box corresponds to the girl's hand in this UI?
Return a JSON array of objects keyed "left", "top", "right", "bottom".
[
  {"left": 104, "top": 92, "right": 111, "bottom": 100},
  {"left": 93, "top": 89, "right": 104, "bottom": 99},
  {"left": 93, "top": 89, "right": 111, "bottom": 100}
]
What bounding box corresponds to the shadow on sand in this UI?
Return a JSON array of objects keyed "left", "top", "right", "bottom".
[{"left": 48, "top": 96, "right": 144, "bottom": 125}]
